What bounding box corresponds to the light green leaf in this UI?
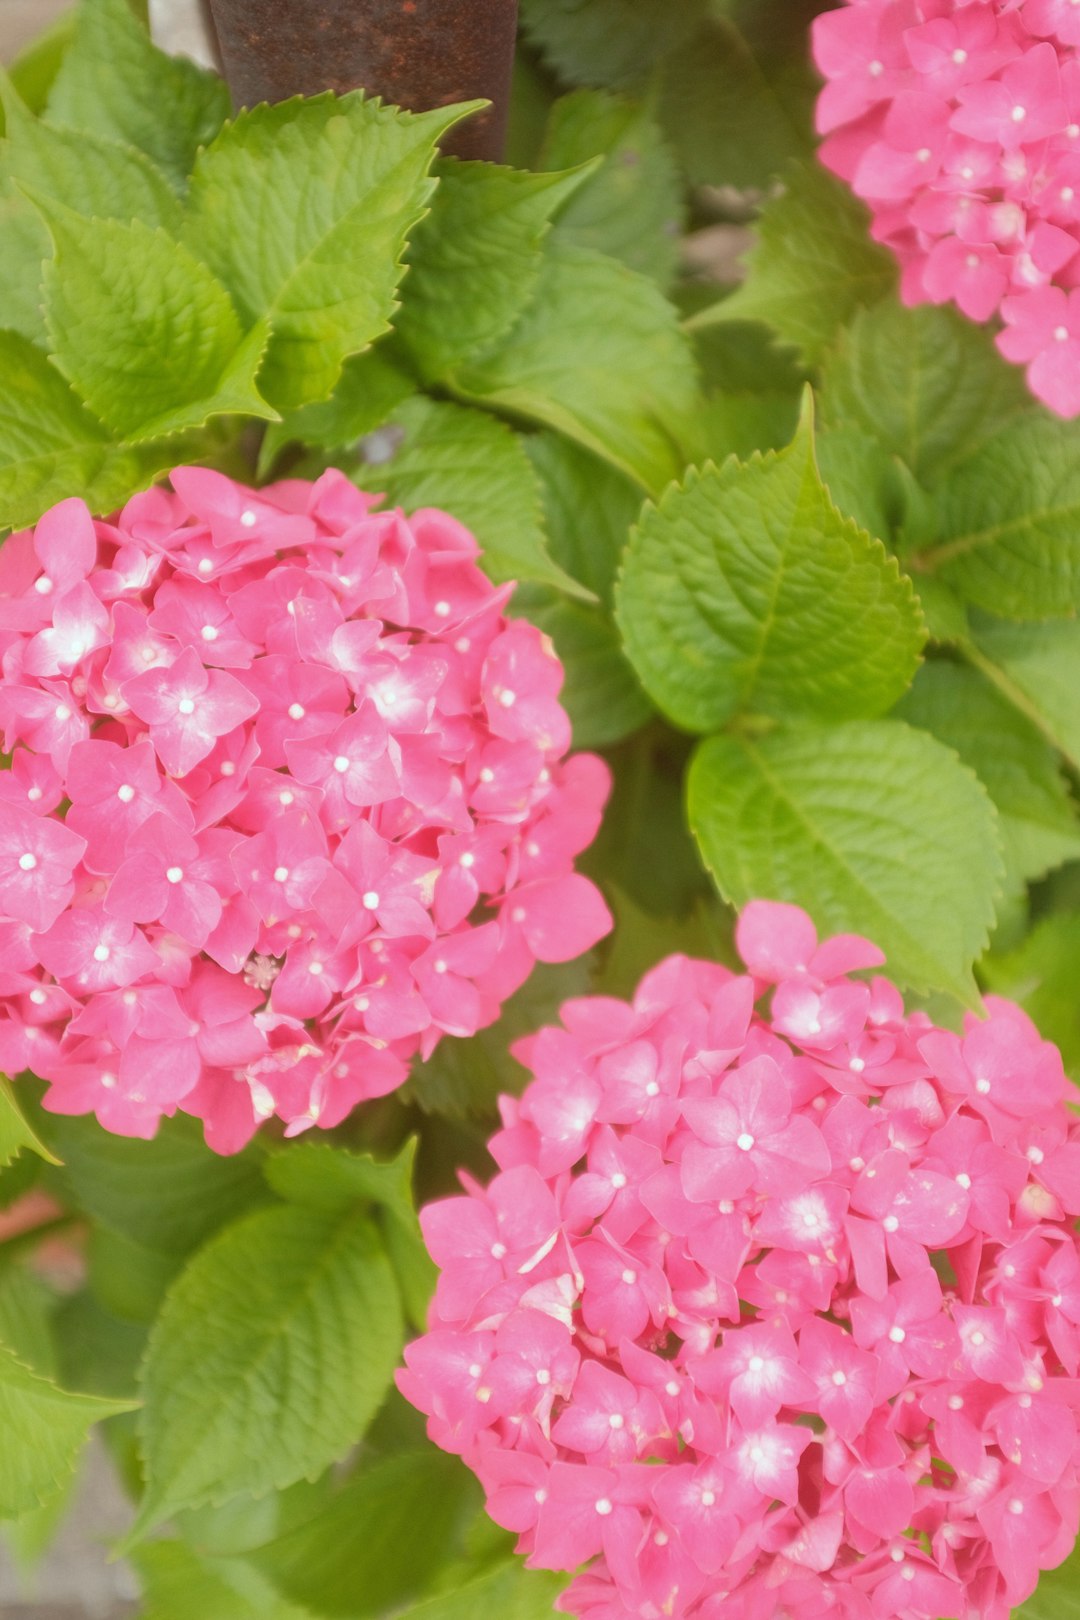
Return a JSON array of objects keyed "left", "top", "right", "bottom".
[
  {"left": 526, "top": 430, "right": 643, "bottom": 603},
  {"left": 691, "top": 164, "right": 896, "bottom": 366},
  {"left": 819, "top": 300, "right": 1033, "bottom": 486},
  {"left": 32, "top": 199, "right": 275, "bottom": 441},
  {"left": 397, "top": 158, "right": 592, "bottom": 382},
  {"left": 896, "top": 662, "right": 1080, "bottom": 892},
  {"left": 264, "top": 1139, "right": 434, "bottom": 1328},
  {"left": 523, "top": 591, "right": 654, "bottom": 748},
  {"left": 8, "top": 12, "right": 76, "bottom": 115},
  {"left": 399, "top": 1559, "right": 568, "bottom": 1620},
  {"left": 0, "top": 1080, "right": 59, "bottom": 1172},
  {"left": 0, "top": 329, "right": 178, "bottom": 529},
  {"left": 1013, "top": 1547, "right": 1080, "bottom": 1617},
  {"left": 455, "top": 238, "right": 699, "bottom": 493},
  {"left": 539, "top": 90, "right": 684, "bottom": 284},
  {"left": 982, "top": 914, "right": 1080, "bottom": 1081},
  {"left": 688, "top": 719, "right": 1003, "bottom": 1003},
  {"left": 0, "top": 1266, "right": 58, "bottom": 1377},
  {"left": 520, "top": 0, "right": 706, "bottom": 89},
  {"left": 0, "top": 1342, "right": 135, "bottom": 1520},
  {"left": 0, "top": 198, "right": 52, "bottom": 342},
  {"left": 1, "top": 71, "right": 179, "bottom": 229},
  {"left": 259, "top": 341, "right": 417, "bottom": 471},
  {"left": 363, "top": 395, "right": 586, "bottom": 597},
  {"left": 47, "top": 0, "right": 229, "bottom": 191},
  {"left": 133, "top": 1541, "right": 315, "bottom": 1620},
  {"left": 186, "top": 93, "right": 475, "bottom": 412},
  {"left": 616, "top": 396, "right": 925, "bottom": 732},
  {"left": 133, "top": 1203, "right": 403, "bottom": 1535},
  {"left": 915, "top": 416, "right": 1080, "bottom": 618},
  {"left": 40, "top": 1109, "right": 268, "bottom": 1258},
  {"left": 250, "top": 1451, "right": 474, "bottom": 1618},
  {"left": 658, "top": 5, "right": 816, "bottom": 191},
  {"left": 967, "top": 615, "right": 1080, "bottom": 771}
]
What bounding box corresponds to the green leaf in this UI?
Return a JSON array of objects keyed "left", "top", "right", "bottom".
[
  {"left": 33, "top": 200, "right": 276, "bottom": 442},
  {"left": 819, "top": 300, "right": 1034, "bottom": 486},
  {"left": 967, "top": 616, "right": 1080, "bottom": 771},
  {"left": 399, "top": 1559, "right": 568, "bottom": 1620},
  {"left": 982, "top": 914, "right": 1080, "bottom": 1080},
  {"left": 1, "top": 71, "right": 180, "bottom": 229},
  {"left": 397, "top": 157, "right": 592, "bottom": 383},
  {"left": 522, "top": 591, "right": 653, "bottom": 748},
  {"left": 0, "top": 1079, "right": 59, "bottom": 1172},
  {"left": 688, "top": 719, "right": 1003, "bottom": 1002},
  {"left": 658, "top": 6, "right": 816, "bottom": 191},
  {"left": 47, "top": 0, "right": 229, "bottom": 191},
  {"left": 186, "top": 93, "right": 475, "bottom": 412},
  {"left": 251, "top": 1451, "right": 474, "bottom": 1618},
  {"left": 691, "top": 164, "right": 896, "bottom": 366},
  {"left": 133, "top": 1203, "right": 403, "bottom": 1536},
  {"left": 0, "top": 329, "right": 177, "bottom": 528},
  {"left": 0, "top": 1266, "right": 59, "bottom": 1377},
  {"left": 363, "top": 395, "right": 585, "bottom": 597},
  {"left": 1013, "top": 1547, "right": 1080, "bottom": 1617},
  {"left": 259, "top": 341, "right": 417, "bottom": 470},
  {"left": 0, "top": 1342, "right": 135, "bottom": 1520},
  {"left": 616, "top": 396, "right": 925, "bottom": 732},
  {"left": 814, "top": 425, "right": 899, "bottom": 545},
  {"left": 896, "top": 662, "right": 1080, "bottom": 892},
  {"left": 0, "top": 197, "right": 53, "bottom": 342},
  {"left": 133, "top": 1541, "right": 315, "bottom": 1620},
  {"left": 525, "top": 430, "right": 643, "bottom": 603},
  {"left": 520, "top": 0, "right": 706, "bottom": 89},
  {"left": 264, "top": 1139, "right": 435, "bottom": 1328},
  {"left": 539, "top": 90, "right": 685, "bottom": 284},
  {"left": 455, "top": 238, "right": 699, "bottom": 493},
  {"left": 39, "top": 1109, "right": 268, "bottom": 1258},
  {"left": 915, "top": 416, "right": 1080, "bottom": 618}
]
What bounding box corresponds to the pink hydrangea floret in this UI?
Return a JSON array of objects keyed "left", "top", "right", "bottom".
[
  {"left": 813, "top": 0, "right": 1080, "bottom": 415},
  {"left": 0, "top": 469, "right": 612, "bottom": 1151},
  {"left": 399, "top": 900, "right": 1080, "bottom": 1619}
]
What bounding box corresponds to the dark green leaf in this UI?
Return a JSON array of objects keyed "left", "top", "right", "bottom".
[
  {"left": 259, "top": 342, "right": 417, "bottom": 470},
  {"left": 525, "top": 430, "right": 643, "bottom": 603},
  {"left": 520, "top": 0, "right": 706, "bottom": 89},
  {"left": 539, "top": 90, "right": 684, "bottom": 284},
  {"left": 691, "top": 164, "right": 896, "bottom": 366},
  {"left": 39, "top": 1109, "right": 268, "bottom": 1258},
  {"left": 251, "top": 1451, "right": 474, "bottom": 1617},
  {"left": 523, "top": 591, "right": 653, "bottom": 748},
  {"left": 982, "top": 915, "right": 1080, "bottom": 1080},
  {"left": 967, "top": 616, "right": 1080, "bottom": 771},
  {"left": 455, "top": 238, "right": 699, "bottom": 493}
]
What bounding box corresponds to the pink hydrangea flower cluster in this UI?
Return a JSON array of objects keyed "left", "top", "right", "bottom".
[
  {"left": 813, "top": 0, "right": 1080, "bottom": 416},
  {"left": 400, "top": 902, "right": 1080, "bottom": 1619},
  {"left": 0, "top": 469, "right": 612, "bottom": 1152}
]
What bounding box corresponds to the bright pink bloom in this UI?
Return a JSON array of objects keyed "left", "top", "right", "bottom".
[
  {"left": 814, "top": 0, "right": 1080, "bottom": 414},
  {"left": 401, "top": 901, "right": 1080, "bottom": 1618},
  {"left": 0, "top": 473, "right": 610, "bottom": 1147}
]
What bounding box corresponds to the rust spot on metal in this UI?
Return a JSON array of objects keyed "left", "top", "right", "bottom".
[{"left": 204, "top": 0, "right": 518, "bottom": 160}]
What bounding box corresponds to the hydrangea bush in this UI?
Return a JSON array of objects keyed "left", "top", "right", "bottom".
[
  {"left": 0, "top": 471, "right": 609, "bottom": 1149},
  {"left": 0, "top": 1, "right": 1078, "bottom": 1618},
  {"left": 814, "top": 0, "right": 1080, "bottom": 414},
  {"left": 403, "top": 902, "right": 1080, "bottom": 1619}
]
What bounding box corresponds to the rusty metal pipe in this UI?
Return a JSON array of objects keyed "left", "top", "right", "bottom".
[{"left": 204, "top": 0, "right": 518, "bottom": 160}]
